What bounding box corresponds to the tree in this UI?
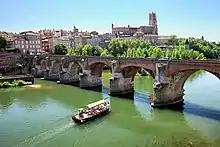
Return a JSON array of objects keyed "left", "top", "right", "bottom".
[
  {"left": 66, "top": 37, "right": 210, "bottom": 60},
  {"left": 74, "top": 44, "right": 83, "bottom": 55},
  {"left": 201, "top": 36, "right": 204, "bottom": 40},
  {"left": 100, "top": 49, "right": 109, "bottom": 56},
  {"left": 82, "top": 44, "right": 93, "bottom": 56},
  {"left": 67, "top": 48, "right": 75, "bottom": 55},
  {"left": 0, "top": 36, "right": 7, "bottom": 49},
  {"left": 54, "top": 44, "right": 67, "bottom": 55},
  {"left": 168, "top": 35, "right": 177, "bottom": 46}
]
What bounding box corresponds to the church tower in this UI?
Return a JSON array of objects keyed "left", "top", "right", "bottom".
[{"left": 149, "top": 12, "right": 158, "bottom": 35}]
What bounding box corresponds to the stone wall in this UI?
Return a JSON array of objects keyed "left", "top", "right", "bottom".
[{"left": 0, "top": 54, "right": 32, "bottom": 76}]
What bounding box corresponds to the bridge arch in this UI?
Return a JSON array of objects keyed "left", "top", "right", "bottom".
[
  {"left": 167, "top": 64, "right": 220, "bottom": 79},
  {"left": 64, "top": 61, "right": 83, "bottom": 75},
  {"left": 89, "top": 61, "right": 112, "bottom": 77},
  {"left": 49, "top": 59, "right": 62, "bottom": 74},
  {"left": 40, "top": 59, "right": 47, "bottom": 70},
  {"left": 170, "top": 69, "right": 220, "bottom": 95},
  {"left": 119, "top": 64, "right": 155, "bottom": 81}
]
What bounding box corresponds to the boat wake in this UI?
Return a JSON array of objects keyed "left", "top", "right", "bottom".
[{"left": 13, "top": 122, "right": 76, "bottom": 147}]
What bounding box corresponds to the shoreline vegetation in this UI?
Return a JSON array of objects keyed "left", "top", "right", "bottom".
[{"left": 0, "top": 80, "right": 32, "bottom": 88}]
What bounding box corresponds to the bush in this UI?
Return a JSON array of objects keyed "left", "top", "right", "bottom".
[{"left": 0, "top": 80, "right": 32, "bottom": 88}]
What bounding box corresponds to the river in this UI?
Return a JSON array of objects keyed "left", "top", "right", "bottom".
[{"left": 0, "top": 71, "right": 220, "bottom": 147}]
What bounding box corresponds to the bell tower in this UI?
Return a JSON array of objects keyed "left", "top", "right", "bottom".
[{"left": 149, "top": 12, "right": 158, "bottom": 35}]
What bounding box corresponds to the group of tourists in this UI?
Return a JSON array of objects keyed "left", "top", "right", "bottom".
[{"left": 79, "top": 102, "right": 108, "bottom": 118}]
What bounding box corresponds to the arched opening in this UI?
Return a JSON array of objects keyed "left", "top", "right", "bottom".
[
  {"left": 176, "top": 70, "right": 220, "bottom": 139},
  {"left": 40, "top": 60, "right": 46, "bottom": 71},
  {"left": 50, "top": 60, "right": 61, "bottom": 74},
  {"left": 89, "top": 62, "right": 112, "bottom": 90},
  {"left": 60, "top": 61, "right": 83, "bottom": 85},
  {"left": 66, "top": 61, "right": 82, "bottom": 76},
  {"left": 119, "top": 66, "right": 155, "bottom": 96},
  {"left": 179, "top": 70, "right": 220, "bottom": 109}
]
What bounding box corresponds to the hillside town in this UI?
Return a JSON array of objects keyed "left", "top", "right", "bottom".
[{"left": 0, "top": 12, "right": 170, "bottom": 55}]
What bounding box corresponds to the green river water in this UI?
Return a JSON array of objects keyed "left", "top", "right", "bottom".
[{"left": 0, "top": 71, "right": 220, "bottom": 147}]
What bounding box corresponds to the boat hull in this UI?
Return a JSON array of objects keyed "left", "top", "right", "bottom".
[{"left": 72, "top": 108, "right": 110, "bottom": 125}]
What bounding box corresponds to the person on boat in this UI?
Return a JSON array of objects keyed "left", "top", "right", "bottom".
[{"left": 78, "top": 108, "right": 84, "bottom": 118}]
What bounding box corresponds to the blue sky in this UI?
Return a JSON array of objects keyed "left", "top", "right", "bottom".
[{"left": 1, "top": 0, "right": 220, "bottom": 41}]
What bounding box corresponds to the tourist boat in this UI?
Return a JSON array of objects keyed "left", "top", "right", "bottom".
[{"left": 72, "top": 99, "right": 110, "bottom": 124}]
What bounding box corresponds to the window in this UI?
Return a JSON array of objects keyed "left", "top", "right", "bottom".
[
  {"left": 22, "top": 40, "right": 24, "bottom": 44},
  {"left": 26, "top": 41, "right": 28, "bottom": 44},
  {"left": 26, "top": 45, "right": 28, "bottom": 48},
  {"left": 30, "top": 45, "right": 32, "bottom": 48},
  {"left": 15, "top": 40, "right": 17, "bottom": 43},
  {"left": 22, "top": 45, "right": 24, "bottom": 48}
]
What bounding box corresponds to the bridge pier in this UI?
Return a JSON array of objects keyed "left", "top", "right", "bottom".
[
  {"left": 150, "top": 63, "right": 184, "bottom": 108},
  {"left": 30, "top": 55, "right": 220, "bottom": 109},
  {"left": 57, "top": 60, "right": 81, "bottom": 85},
  {"left": 79, "top": 70, "right": 102, "bottom": 90},
  {"left": 41, "top": 57, "right": 60, "bottom": 81},
  {"left": 57, "top": 71, "right": 80, "bottom": 85},
  {"left": 31, "top": 56, "right": 44, "bottom": 78},
  {"left": 109, "top": 73, "right": 134, "bottom": 98},
  {"left": 31, "top": 67, "right": 43, "bottom": 78},
  {"left": 152, "top": 83, "right": 184, "bottom": 108},
  {"left": 42, "top": 69, "right": 59, "bottom": 81}
]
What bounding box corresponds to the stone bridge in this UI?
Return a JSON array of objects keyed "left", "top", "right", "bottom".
[{"left": 30, "top": 55, "right": 220, "bottom": 107}]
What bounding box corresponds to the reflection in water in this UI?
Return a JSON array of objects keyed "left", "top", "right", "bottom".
[
  {"left": 25, "top": 84, "right": 43, "bottom": 89},
  {"left": 132, "top": 71, "right": 220, "bottom": 140},
  {"left": 0, "top": 71, "right": 220, "bottom": 147}
]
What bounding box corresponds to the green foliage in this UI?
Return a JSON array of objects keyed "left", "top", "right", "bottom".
[
  {"left": 0, "top": 80, "right": 32, "bottom": 88},
  {"left": 67, "top": 37, "right": 220, "bottom": 60},
  {"left": 100, "top": 49, "right": 109, "bottom": 57},
  {"left": 168, "top": 35, "right": 177, "bottom": 45},
  {"left": 5, "top": 48, "right": 16, "bottom": 50},
  {"left": 54, "top": 44, "right": 68, "bottom": 55},
  {"left": 67, "top": 48, "right": 75, "bottom": 55},
  {"left": 0, "top": 35, "right": 7, "bottom": 49},
  {"left": 108, "top": 38, "right": 152, "bottom": 57},
  {"left": 137, "top": 68, "right": 151, "bottom": 76},
  {"left": 82, "top": 44, "right": 93, "bottom": 56},
  {"left": 187, "top": 37, "right": 220, "bottom": 59}
]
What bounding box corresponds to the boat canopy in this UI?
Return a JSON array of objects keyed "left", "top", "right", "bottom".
[{"left": 86, "top": 99, "right": 107, "bottom": 108}]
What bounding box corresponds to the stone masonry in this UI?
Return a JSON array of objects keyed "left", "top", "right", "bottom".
[{"left": 30, "top": 55, "right": 220, "bottom": 107}]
